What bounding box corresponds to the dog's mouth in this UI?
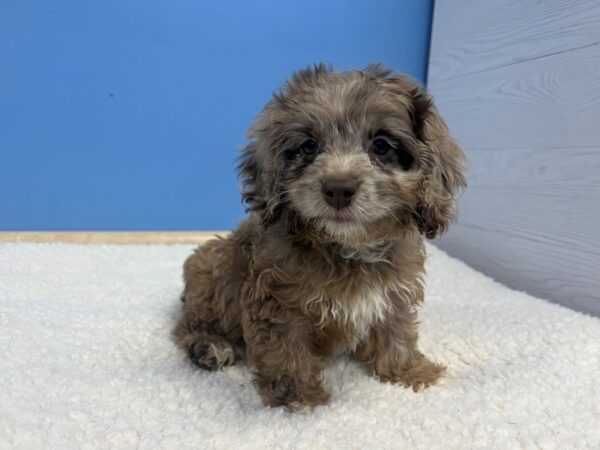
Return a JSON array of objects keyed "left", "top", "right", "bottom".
[
  {"left": 319, "top": 209, "right": 369, "bottom": 240},
  {"left": 328, "top": 212, "right": 353, "bottom": 223},
  {"left": 322, "top": 207, "right": 357, "bottom": 225}
]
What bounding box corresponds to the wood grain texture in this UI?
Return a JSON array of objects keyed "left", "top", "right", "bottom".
[
  {"left": 428, "top": 0, "right": 600, "bottom": 315},
  {"left": 433, "top": 42, "right": 600, "bottom": 150},
  {"left": 440, "top": 224, "right": 600, "bottom": 315},
  {"left": 430, "top": 0, "right": 600, "bottom": 81}
]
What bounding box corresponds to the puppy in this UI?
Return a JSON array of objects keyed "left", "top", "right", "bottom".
[{"left": 174, "top": 64, "right": 466, "bottom": 410}]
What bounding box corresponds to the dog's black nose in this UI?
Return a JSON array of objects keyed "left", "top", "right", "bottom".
[{"left": 321, "top": 179, "right": 358, "bottom": 210}]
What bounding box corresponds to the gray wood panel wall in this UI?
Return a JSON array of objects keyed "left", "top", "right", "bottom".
[{"left": 427, "top": 0, "right": 600, "bottom": 315}]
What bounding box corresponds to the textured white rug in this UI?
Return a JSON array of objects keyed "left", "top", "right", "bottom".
[{"left": 1, "top": 242, "right": 599, "bottom": 449}]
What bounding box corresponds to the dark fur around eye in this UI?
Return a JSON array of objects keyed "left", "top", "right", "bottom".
[
  {"left": 283, "top": 138, "right": 319, "bottom": 177},
  {"left": 370, "top": 135, "right": 414, "bottom": 171},
  {"left": 284, "top": 138, "right": 319, "bottom": 159}
]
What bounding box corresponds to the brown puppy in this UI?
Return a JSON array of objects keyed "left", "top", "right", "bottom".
[{"left": 174, "top": 64, "right": 466, "bottom": 411}]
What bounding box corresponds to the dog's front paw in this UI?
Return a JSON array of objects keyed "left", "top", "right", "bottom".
[
  {"left": 254, "top": 374, "right": 330, "bottom": 411},
  {"left": 377, "top": 355, "right": 446, "bottom": 392}
]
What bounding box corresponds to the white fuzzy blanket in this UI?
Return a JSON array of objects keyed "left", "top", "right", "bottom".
[{"left": 1, "top": 243, "right": 599, "bottom": 449}]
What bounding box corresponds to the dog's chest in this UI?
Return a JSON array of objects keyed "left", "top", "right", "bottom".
[
  {"left": 314, "top": 285, "right": 391, "bottom": 353},
  {"left": 333, "top": 286, "right": 389, "bottom": 333},
  {"left": 304, "top": 242, "right": 399, "bottom": 353}
]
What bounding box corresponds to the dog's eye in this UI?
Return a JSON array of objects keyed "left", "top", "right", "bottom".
[
  {"left": 370, "top": 134, "right": 415, "bottom": 170},
  {"left": 372, "top": 137, "right": 392, "bottom": 155},
  {"left": 300, "top": 139, "right": 318, "bottom": 155}
]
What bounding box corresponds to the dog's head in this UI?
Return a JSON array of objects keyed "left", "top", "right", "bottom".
[{"left": 238, "top": 64, "right": 466, "bottom": 244}]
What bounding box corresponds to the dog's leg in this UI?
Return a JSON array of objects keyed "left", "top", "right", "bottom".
[
  {"left": 352, "top": 301, "right": 445, "bottom": 391},
  {"left": 174, "top": 298, "right": 242, "bottom": 371},
  {"left": 242, "top": 298, "right": 329, "bottom": 411},
  {"left": 174, "top": 238, "right": 245, "bottom": 371}
]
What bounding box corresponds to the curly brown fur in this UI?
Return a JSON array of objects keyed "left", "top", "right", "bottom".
[{"left": 174, "top": 63, "right": 465, "bottom": 411}]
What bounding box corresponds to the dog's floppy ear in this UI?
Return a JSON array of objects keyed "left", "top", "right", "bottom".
[
  {"left": 238, "top": 140, "right": 265, "bottom": 211},
  {"left": 409, "top": 85, "right": 466, "bottom": 238},
  {"left": 367, "top": 66, "right": 466, "bottom": 237},
  {"left": 237, "top": 102, "right": 282, "bottom": 226}
]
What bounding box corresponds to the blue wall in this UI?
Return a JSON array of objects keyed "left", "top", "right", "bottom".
[{"left": 0, "top": 0, "right": 433, "bottom": 230}]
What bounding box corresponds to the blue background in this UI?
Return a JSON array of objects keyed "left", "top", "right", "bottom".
[{"left": 0, "top": 0, "right": 433, "bottom": 230}]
